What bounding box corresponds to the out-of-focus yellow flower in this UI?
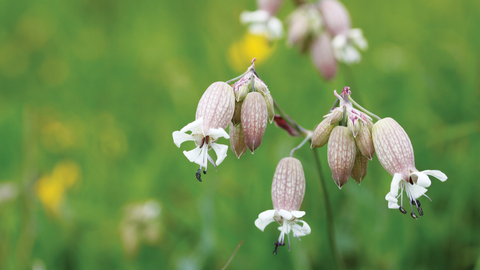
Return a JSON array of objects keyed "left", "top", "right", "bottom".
[
  {"left": 35, "top": 161, "right": 81, "bottom": 216},
  {"left": 228, "top": 32, "right": 275, "bottom": 72}
]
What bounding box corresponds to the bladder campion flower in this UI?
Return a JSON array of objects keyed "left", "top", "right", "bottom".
[
  {"left": 372, "top": 117, "right": 448, "bottom": 218},
  {"left": 172, "top": 82, "right": 235, "bottom": 181},
  {"left": 254, "top": 157, "right": 311, "bottom": 254}
]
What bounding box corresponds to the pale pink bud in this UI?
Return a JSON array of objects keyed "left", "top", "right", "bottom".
[
  {"left": 319, "top": 0, "right": 351, "bottom": 36},
  {"left": 271, "top": 157, "right": 305, "bottom": 212},
  {"left": 355, "top": 123, "right": 374, "bottom": 160},
  {"left": 372, "top": 117, "right": 415, "bottom": 181},
  {"left": 327, "top": 126, "right": 356, "bottom": 188},
  {"left": 241, "top": 92, "right": 268, "bottom": 153},
  {"left": 257, "top": 0, "right": 284, "bottom": 16},
  {"left": 254, "top": 78, "right": 275, "bottom": 123},
  {"left": 286, "top": 5, "right": 322, "bottom": 52},
  {"left": 310, "top": 32, "right": 338, "bottom": 80},
  {"left": 195, "top": 82, "right": 235, "bottom": 132},
  {"left": 229, "top": 123, "right": 248, "bottom": 159},
  {"left": 311, "top": 117, "right": 336, "bottom": 148},
  {"left": 351, "top": 148, "right": 368, "bottom": 184}
]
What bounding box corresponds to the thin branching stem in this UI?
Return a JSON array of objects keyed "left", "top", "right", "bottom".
[
  {"left": 348, "top": 96, "right": 381, "bottom": 121},
  {"left": 221, "top": 240, "right": 244, "bottom": 270},
  {"left": 273, "top": 99, "right": 308, "bottom": 135},
  {"left": 312, "top": 148, "right": 343, "bottom": 270},
  {"left": 290, "top": 132, "right": 313, "bottom": 157}
]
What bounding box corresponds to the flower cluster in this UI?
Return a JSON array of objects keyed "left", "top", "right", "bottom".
[
  {"left": 172, "top": 60, "right": 273, "bottom": 181},
  {"left": 311, "top": 87, "right": 374, "bottom": 188},
  {"left": 286, "top": 0, "right": 368, "bottom": 79},
  {"left": 312, "top": 87, "right": 447, "bottom": 218},
  {"left": 255, "top": 157, "right": 311, "bottom": 254}
]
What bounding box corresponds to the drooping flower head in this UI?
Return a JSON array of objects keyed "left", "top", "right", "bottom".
[
  {"left": 312, "top": 87, "right": 374, "bottom": 188},
  {"left": 172, "top": 82, "right": 235, "bottom": 181},
  {"left": 372, "top": 117, "right": 448, "bottom": 218},
  {"left": 254, "top": 157, "right": 311, "bottom": 255},
  {"left": 229, "top": 59, "right": 274, "bottom": 157}
]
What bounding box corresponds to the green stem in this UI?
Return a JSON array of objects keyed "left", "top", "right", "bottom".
[
  {"left": 226, "top": 69, "right": 251, "bottom": 85},
  {"left": 312, "top": 148, "right": 343, "bottom": 270},
  {"left": 290, "top": 132, "right": 312, "bottom": 157},
  {"left": 348, "top": 96, "right": 382, "bottom": 121},
  {"left": 273, "top": 99, "right": 308, "bottom": 135}
]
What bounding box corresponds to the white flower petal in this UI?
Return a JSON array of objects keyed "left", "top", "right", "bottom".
[
  {"left": 266, "top": 17, "right": 283, "bottom": 39},
  {"left": 278, "top": 209, "right": 293, "bottom": 220},
  {"left": 385, "top": 173, "right": 402, "bottom": 209},
  {"left": 208, "top": 127, "right": 229, "bottom": 140},
  {"left": 172, "top": 131, "right": 194, "bottom": 148},
  {"left": 180, "top": 118, "right": 203, "bottom": 133},
  {"left": 411, "top": 171, "right": 432, "bottom": 188},
  {"left": 210, "top": 143, "right": 228, "bottom": 166},
  {"left": 348, "top": 28, "right": 368, "bottom": 50},
  {"left": 255, "top": 210, "right": 276, "bottom": 231},
  {"left": 183, "top": 147, "right": 202, "bottom": 163},
  {"left": 421, "top": 170, "right": 448, "bottom": 182},
  {"left": 408, "top": 183, "right": 428, "bottom": 199},
  {"left": 292, "top": 220, "right": 311, "bottom": 237},
  {"left": 240, "top": 10, "right": 269, "bottom": 24},
  {"left": 291, "top": 211, "right": 306, "bottom": 218}
]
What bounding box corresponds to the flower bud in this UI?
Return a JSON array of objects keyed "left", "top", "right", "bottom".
[
  {"left": 286, "top": 5, "right": 322, "bottom": 52},
  {"left": 229, "top": 123, "right": 248, "bottom": 159},
  {"left": 235, "top": 84, "right": 249, "bottom": 102},
  {"left": 327, "top": 126, "right": 356, "bottom": 188},
  {"left": 311, "top": 117, "right": 336, "bottom": 148},
  {"left": 196, "top": 82, "right": 235, "bottom": 132},
  {"left": 271, "top": 157, "right": 305, "bottom": 212},
  {"left": 327, "top": 108, "right": 343, "bottom": 124},
  {"left": 354, "top": 123, "right": 374, "bottom": 160},
  {"left": 254, "top": 78, "right": 275, "bottom": 123},
  {"left": 257, "top": 0, "right": 284, "bottom": 16},
  {"left": 347, "top": 117, "right": 361, "bottom": 138},
  {"left": 372, "top": 117, "right": 415, "bottom": 181},
  {"left": 241, "top": 92, "right": 268, "bottom": 153},
  {"left": 310, "top": 32, "right": 338, "bottom": 80},
  {"left": 319, "top": 0, "right": 351, "bottom": 36},
  {"left": 351, "top": 148, "right": 368, "bottom": 184},
  {"left": 231, "top": 100, "right": 243, "bottom": 126}
]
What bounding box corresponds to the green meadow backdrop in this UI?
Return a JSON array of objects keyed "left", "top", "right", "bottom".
[{"left": 0, "top": 0, "right": 479, "bottom": 269}]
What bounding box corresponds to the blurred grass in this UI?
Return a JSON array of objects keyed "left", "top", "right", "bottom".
[{"left": 0, "top": 0, "right": 480, "bottom": 269}]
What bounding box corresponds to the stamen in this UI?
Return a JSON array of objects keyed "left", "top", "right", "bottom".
[
  {"left": 408, "top": 199, "right": 418, "bottom": 219},
  {"left": 195, "top": 169, "right": 203, "bottom": 182},
  {"left": 207, "top": 155, "right": 217, "bottom": 171},
  {"left": 399, "top": 207, "right": 407, "bottom": 214},
  {"left": 272, "top": 241, "right": 285, "bottom": 255},
  {"left": 413, "top": 199, "right": 424, "bottom": 216},
  {"left": 199, "top": 137, "right": 206, "bottom": 148}
]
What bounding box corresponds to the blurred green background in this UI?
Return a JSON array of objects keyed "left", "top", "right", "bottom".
[{"left": 1, "top": 0, "right": 479, "bottom": 269}]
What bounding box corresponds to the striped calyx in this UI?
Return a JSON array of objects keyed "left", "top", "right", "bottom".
[
  {"left": 311, "top": 117, "right": 337, "bottom": 148},
  {"left": 195, "top": 82, "right": 235, "bottom": 132},
  {"left": 354, "top": 122, "right": 374, "bottom": 160},
  {"left": 229, "top": 123, "right": 248, "bottom": 159},
  {"left": 327, "top": 126, "right": 356, "bottom": 188},
  {"left": 241, "top": 92, "right": 268, "bottom": 153},
  {"left": 271, "top": 157, "right": 306, "bottom": 212},
  {"left": 372, "top": 117, "right": 415, "bottom": 181}
]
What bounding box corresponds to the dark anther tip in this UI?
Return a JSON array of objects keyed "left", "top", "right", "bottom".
[
  {"left": 399, "top": 207, "right": 407, "bottom": 214},
  {"left": 195, "top": 169, "right": 203, "bottom": 182},
  {"left": 416, "top": 199, "right": 421, "bottom": 207},
  {"left": 273, "top": 242, "right": 280, "bottom": 255},
  {"left": 203, "top": 170, "right": 206, "bottom": 174},
  {"left": 418, "top": 207, "right": 424, "bottom": 216},
  {"left": 411, "top": 212, "right": 418, "bottom": 219}
]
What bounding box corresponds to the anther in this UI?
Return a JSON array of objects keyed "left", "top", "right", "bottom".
[
  {"left": 195, "top": 169, "right": 203, "bottom": 182},
  {"left": 399, "top": 206, "right": 407, "bottom": 214},
  {"left": 272, "top": 241, "right": 285, "bottom": 255},
  {"left": 410, "top": 212, "right": 418, "bottom": 219},
  {"left": 413, "top": 200, "right": 423, "bottom": 216}
]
